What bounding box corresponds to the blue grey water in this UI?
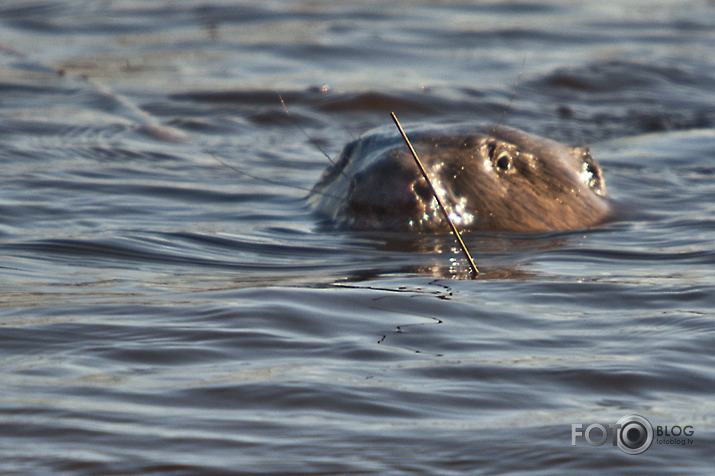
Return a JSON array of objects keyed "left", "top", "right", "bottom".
[{"left": 1, "top": 1, "right": 714, "bottom": 474}]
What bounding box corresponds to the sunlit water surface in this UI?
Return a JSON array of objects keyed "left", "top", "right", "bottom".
[{"left": 1, "top": 1, "right": 714, "bottom": 474}]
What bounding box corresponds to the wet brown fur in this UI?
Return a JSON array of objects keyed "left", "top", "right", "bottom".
[{"left": 310, "top": 124, "right": 610, "bottom": 233}]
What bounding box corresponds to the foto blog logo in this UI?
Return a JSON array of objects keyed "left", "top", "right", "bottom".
[{"left": 571, "top": 414, "right": 695, "bottom": 455}]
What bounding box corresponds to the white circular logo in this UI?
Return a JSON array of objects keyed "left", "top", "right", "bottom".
[{"left": 616, "top": 414, "right": 653, "bottom": 455}]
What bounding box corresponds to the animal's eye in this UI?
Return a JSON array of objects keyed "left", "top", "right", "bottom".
[{"left": 495, "top": 151, "right": 512, "bottom": 172}]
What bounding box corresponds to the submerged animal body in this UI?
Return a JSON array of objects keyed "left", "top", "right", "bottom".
[{"left": 310, "top": 124, "right": 610, "bottom": 233}]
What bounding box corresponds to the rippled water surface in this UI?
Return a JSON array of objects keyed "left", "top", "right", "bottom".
[{"left": 1, "top": 1, "right": 714, "bottom": 474}]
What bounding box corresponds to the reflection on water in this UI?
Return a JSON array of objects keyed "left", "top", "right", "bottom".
[{"left": 1, "top": 0, "right": 714, "bottom": 473}]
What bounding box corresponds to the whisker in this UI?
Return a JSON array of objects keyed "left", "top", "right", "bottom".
[
  {"left": 279, "top": 94, "right": 334, "bottom": 164},
  {"left": 208, "top": 153, "right": 314, "bottom": 195},
  {"left": 279, "top": 94, "right": 352, "bottom": 182}
]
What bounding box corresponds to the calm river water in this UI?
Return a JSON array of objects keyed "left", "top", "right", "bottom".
[{"left": 1, "top": 1, "right": 714, "bottom": 474}]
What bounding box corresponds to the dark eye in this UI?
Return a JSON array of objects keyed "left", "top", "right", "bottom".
[{"left": 495, "top": 151, "right": 512, "bottom": 172}]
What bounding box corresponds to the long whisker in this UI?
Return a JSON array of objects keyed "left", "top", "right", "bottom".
[
  {"left": 279, "top": 94, "right": 351, "bottom": 182},
  {"left": 279, "top": 94, "right": 334, "bottom": 164},
  {"left": 208, "top": 153, "right": 312, "bottom": 194}
]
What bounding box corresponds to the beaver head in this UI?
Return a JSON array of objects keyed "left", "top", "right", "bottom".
[{"left": 311, "top": 124, "right": 610, "bottom": 233}]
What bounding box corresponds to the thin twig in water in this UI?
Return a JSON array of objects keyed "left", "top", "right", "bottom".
[{"left": 390, "top": 112, "right": 479, "bottom": 278}]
